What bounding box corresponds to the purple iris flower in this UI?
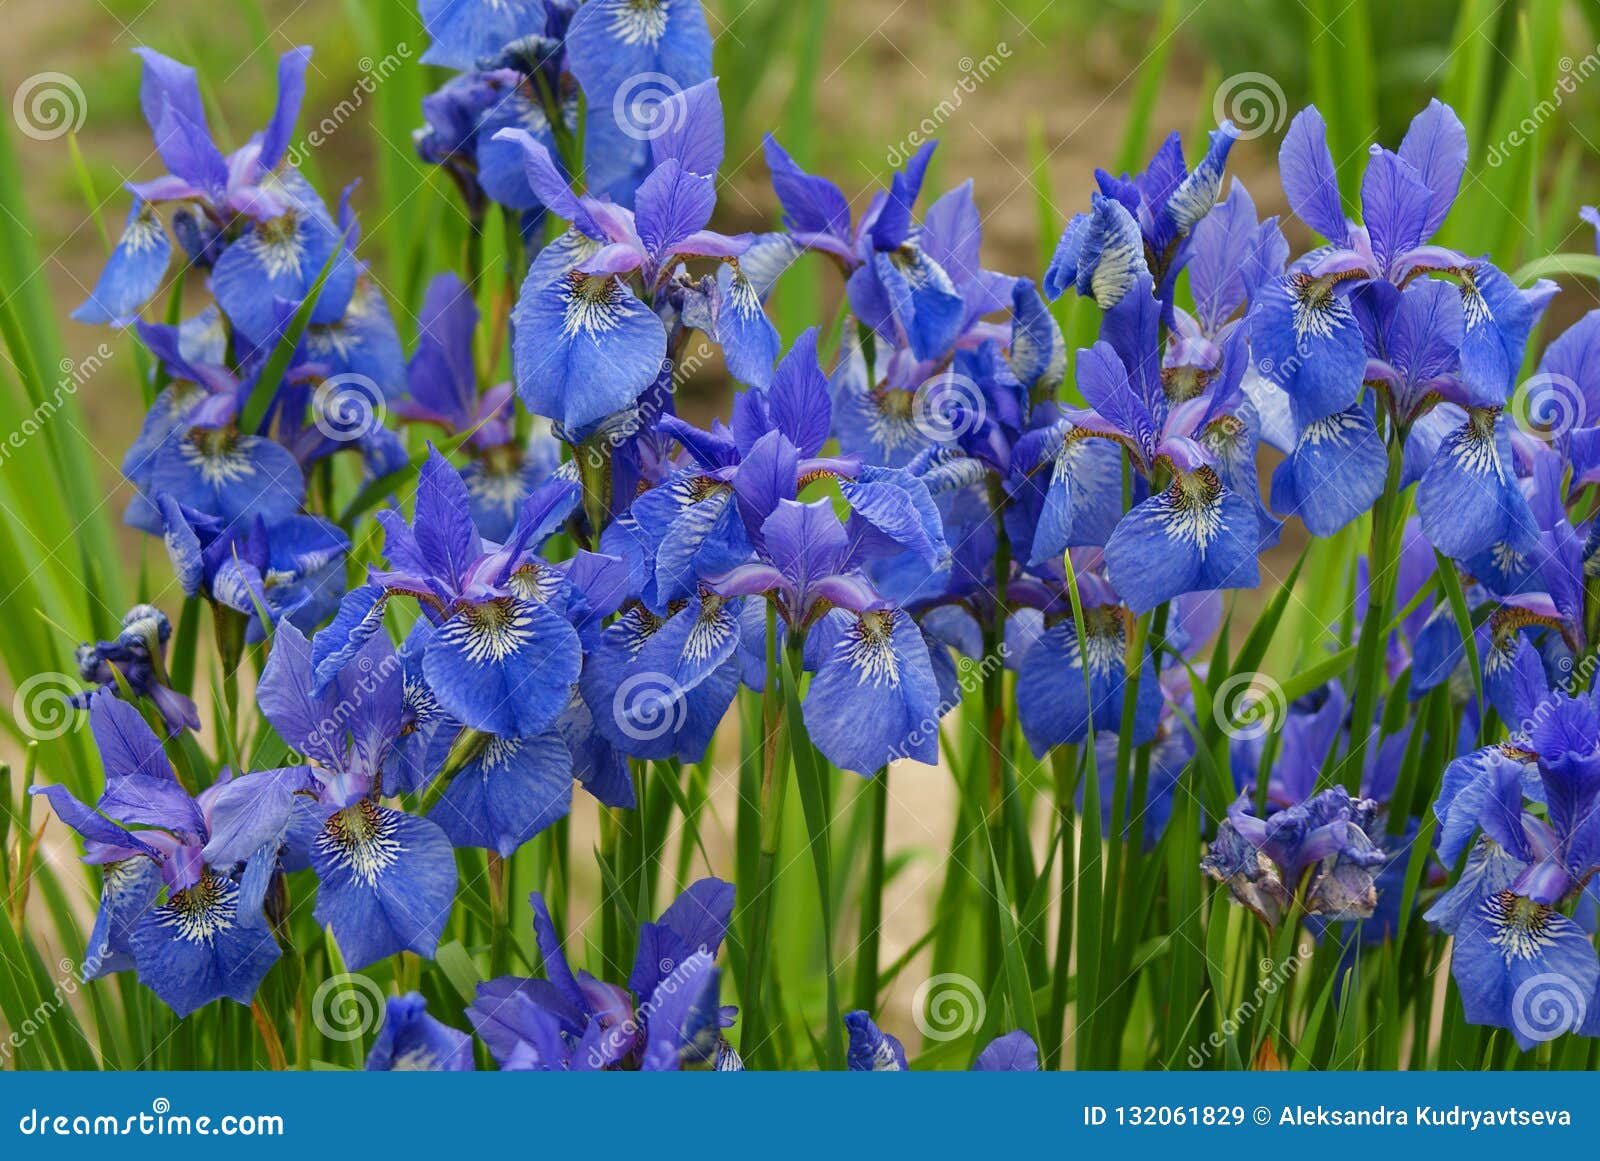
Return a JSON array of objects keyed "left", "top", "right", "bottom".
[
  {"left": 844, "top": 1011, "right": 1040, "bottom": 1071},
  {"left": 29, "top": 693, "right": 283, "bottom": 1016},
  {"left": 1032, "top": 278, "right": 1263, "bottom": 611},
  {"left": 1045, "top": 122, "right": 1239, "bottom": 311},
  {"left": 496, "top": 80, "right": 773, "bottom": 433},
  {"left": 468, "top": 879, "right": 739, "bottom": 1070},
  {"left": 201, "top": 623, "right": 457, "bottom": 971},
  {"left": 311, "top": 448, "right": 583, "bottom": 740},
  {"left": 1202, "top": 786, "right": 1388, "bottom": 928},
  {"left": 1425, "top": 696, "right": 1600, "bottom": 1048},
  {"left": 71, "top": 604, "right": 199, "bottom": 737},
  {"left": 365, "top": 992, "right": 475, "bottom": 1071}
]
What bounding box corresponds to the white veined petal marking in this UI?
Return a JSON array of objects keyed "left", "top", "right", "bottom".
[
  {"left": 1297, "top": 408, "right": 1364, "bottom": 448},
  {"left": 866, "top": 387, "right": 925, "bottom": 457},
  {"left": 1450, "top": 409, "right": 1505, "bottom": 480},
  {"left": 318, "top": 800, "right": 405, "bottom": 889},
  {"left": 561, "top": 273, "right": 629, "bottom": 340},
  {"left": 247, "top": 212, "right": 307, "bottom": 281},
  {"left": 1484, "top": 890, "right": 1559, "bottom": 962},
  {"left": 1459, "top": 268, "right": 1496, "bottom": 329},
  {"left": 122, "top": 204, "right": 166, "bottom": 254},
  {"left": 841, "top": 610, "right": 902, "bottom": 688},
  {"left": 507, "top": 560, "right": 562, "bottom": 604},
  {"left": 443, "top": 597, "right": 537, "bottom": 665},
  {"left": 1159, "top": 466, "right": 1227, "bottom": 553},
  {"left": 728, "top": 270, "right": 763, "bottom": 320},
  {"left": 608, "top": 0, "right": 670, "bottom": 47},
  {"left": 180, "top": 430, "right": 260, "bottom": 487},
  {"left": 156, "top": 872, "right": 237, "bottom": 946},
  {"left": 1288, "top": 273, "right": 1348, "bottom": 343},
  {"left": 1063, "top": 606, "right": 1128, "bottom": 678},
  {"left": 683, "top": 596, "right": 735, "bottom": 665}
]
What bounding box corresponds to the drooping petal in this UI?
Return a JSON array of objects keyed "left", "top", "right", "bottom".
[
  {"left": 311, "top": 802, "right": 456, "bottom": 969},
  {"left": 1016, "top": 615, "right": 1160, "bottom": 756},
  {"left": 1417, "top": 409, "right": 1537, "bottom": 561},
  {"left": 1268, "top": 402, "right": 1387, "bottom": 536},
  {"left": 1104, "top": 467, "right": 1261, "bottom": 612},
  {"left": 802, "top": 608, "right": 940, "bottom": 775},
  {"left": 423, "top": 597, "right": 582, "bottom": 738},
  {"left": 1250, "top": 273, "right": 1366, "bottom": 427},
  {"left": 128, "top": 872, "right": 280, "bottom": 1017},
  {"left": 511, "top": 252, "right": 666, "bottom": 432},
  {"left": 72, "top": 200, "right": 171, "bottom": 325},
  {"left": 426, "top": 727, "right": 572, "bottom": 857}
]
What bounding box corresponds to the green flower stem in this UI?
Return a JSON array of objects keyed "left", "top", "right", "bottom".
[
  {"left": 740, "top": 605, "right": 794, "bottom": 1068},
  {"left": 1338, "top": 429, "right": 1406, "bottom": 792},
  {"left": 487, "top": 850, "right": 511, "bottom": 979},
  {"left": 852, "top": 764, "right": 888, "bottom": 1013}
]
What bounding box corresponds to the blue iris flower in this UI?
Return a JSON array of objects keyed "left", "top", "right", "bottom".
[
  {"left": 29, "top": 693, "right": 283, "bottom": 1016},
  {"left": 1046, "top": 122, "right": 1239, "bottom": 311},
  {"left": 202, "top": 623, "right": 458, "bottom": 970},
  {"left": 467, "top": 879, "right": 739, "bottom": 1070},
  {"left": 1035, "top": 278, "right": 1263, "bottom": 611},
  {"left": 365, "top": 992, "right": 475, "bottom": 1071},
  {"left": 71, "top": 604, "right": 199, "bottom": 737},
  {"left": 311, "top": 448, "right": 582, "bottom": 740},
  {"left": 497, "top": 80, "right": 773, "bottom": 433},
  {"left": 1425, "top": 695, "right": 1600, "bottom": 1048},
  {"left": 1202, "top": 787, "right": 1388, "bottom": 929},
  {"left": 844, "top": 1010, "right": 1039, "bottom": 1071}
]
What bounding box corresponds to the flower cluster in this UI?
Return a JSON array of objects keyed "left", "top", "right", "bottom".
[{"left": 25, "top": 0, "right": 1600, "bottom": 1067}]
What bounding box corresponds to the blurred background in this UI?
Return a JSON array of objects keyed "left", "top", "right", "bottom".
[{"left": 5, "top": 0, "right": 1600, "bottom": 1055}]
